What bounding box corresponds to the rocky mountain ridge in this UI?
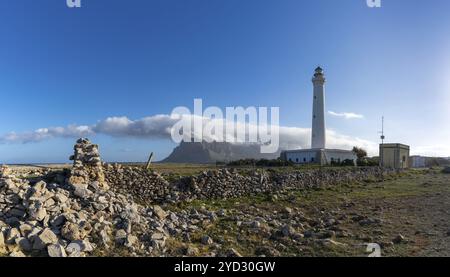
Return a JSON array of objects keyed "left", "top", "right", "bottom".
[{"left": 162, "top": 140, "right": 280, "bottom": 164}]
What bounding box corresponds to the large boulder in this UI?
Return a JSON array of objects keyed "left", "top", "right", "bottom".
[
  {"left": 152, "top": 205, "right": 167, "bottom": 220},
  {"left": 47, "top": 243, "right": 67, "bottom": 257},
  {"left": 33, "top": 228, "right": 58, "bottom": 250}
]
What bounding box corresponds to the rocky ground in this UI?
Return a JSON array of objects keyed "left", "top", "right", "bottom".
[
  {"left": 1, "top": 139, "right": 449, "bottom": 258},
  {"left": 160, "top": 167, "right": 450, "bottom": 257},
  {"left": 1, "top": 165, "right": 449, "bottom": 257}
]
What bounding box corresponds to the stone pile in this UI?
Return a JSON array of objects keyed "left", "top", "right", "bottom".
[
  {"left": 0, "top": 139, "right": 182, "bottom": 257},
  {"left": 0, "top": 168, "right": 232, "bottom": 257},
  {"left": 0, "top": 170, "right": 151, "bottom": 257},
  {"left": 68, "top": 138, "right": 109, "bottom": 192}
]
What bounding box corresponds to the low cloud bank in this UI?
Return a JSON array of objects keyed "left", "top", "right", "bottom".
[{"left": 0, "top": 114, "right": 378, "bottom": 155}]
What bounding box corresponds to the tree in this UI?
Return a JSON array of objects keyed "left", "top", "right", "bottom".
[
  {"left": 352, "top": 146, "right": 368, "bottom": 160},
  {"left": 352, "top": 146, "right": 370, "bottom": 166}
]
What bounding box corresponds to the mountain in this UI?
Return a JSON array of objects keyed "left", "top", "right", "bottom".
[{"left": 161, "top": 140, "right": 280, "bottom": 164}]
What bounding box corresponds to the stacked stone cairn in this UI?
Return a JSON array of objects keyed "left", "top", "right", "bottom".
[
  {"left": 0, "top": 165, "right": 10, "bottom": 177},
  {"left": 68, "top": 138, "right": 109, "bottom": 197}
]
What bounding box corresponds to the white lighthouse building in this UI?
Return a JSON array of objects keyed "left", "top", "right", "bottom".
[
  {"left": 280, "top": 67, "right": 357, "bottom": 166},
  {"left": 311, "top": 66, "right": 326, "bottom": 149}
]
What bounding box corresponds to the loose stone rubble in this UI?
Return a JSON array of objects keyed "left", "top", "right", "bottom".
[
  {"left": 0, "top": 166, "right": 147, "bottom": 257},
  {"left": 0, "top": 138, "right": 402, "bottom": 257}
]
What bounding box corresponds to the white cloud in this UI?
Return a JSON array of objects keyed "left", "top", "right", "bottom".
[
  {"left": 0, "top": 125, "right": 92, "bottom": 144},
  {"left": 328, "top": 111, "right": 364, "bottom": 119},
  {"left": 0, "top": 114, "right": 377, "bottom": 155},
  {"left": 4, "top": 114, "right": 449, "bottom": 157},
  {"left": 93, "top": 115, "right": 177, "bottom": 138},
  {"left": 412, "top": 145, "right": 450, "bottom": 157}
]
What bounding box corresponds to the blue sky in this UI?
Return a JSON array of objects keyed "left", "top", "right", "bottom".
[{"left": 1, "top": 0, "right": 449, "bottom": 163}]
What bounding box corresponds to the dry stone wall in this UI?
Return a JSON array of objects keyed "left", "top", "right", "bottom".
[
  {"left": 104, "top": 165, "right": 397, "bottom": 204},
  {"left": 103, "top": 164, "right": 173, "bottom": 203}
]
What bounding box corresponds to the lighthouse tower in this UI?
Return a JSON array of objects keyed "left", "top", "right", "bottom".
[
  {"left": 280, "top": 66, "right": 357, "bottom": 165},
  {"left": 311, "top": 66, "right": 326, "bottom": 149},
  {"left": 280, "top": 66, "right": 356, "bottom": 165}
]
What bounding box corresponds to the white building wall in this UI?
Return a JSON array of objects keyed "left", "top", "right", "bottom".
[
  {"left": 284, "top": 149, "right": 356, "bottom": 165},
  {"left": 410, "top": 156, "right": 426, "bottom": 168},
  {"left": 286, "top": 150, "right": 318, "bottom": 164}
]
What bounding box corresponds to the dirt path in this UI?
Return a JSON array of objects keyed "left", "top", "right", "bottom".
[
  {"left": 338, "top": 169, "right": 450, "bottom": 256},
  {"left": 398, "top": 193, "right": 450, "bottom": 256}
]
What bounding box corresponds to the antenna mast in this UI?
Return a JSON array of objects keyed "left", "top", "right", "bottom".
[
  {"left": 379, "top": 116, "right": 385, "bottom": 167},
  {"left": 379, "top": 116, "right": 385, "bottom": 145}
]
